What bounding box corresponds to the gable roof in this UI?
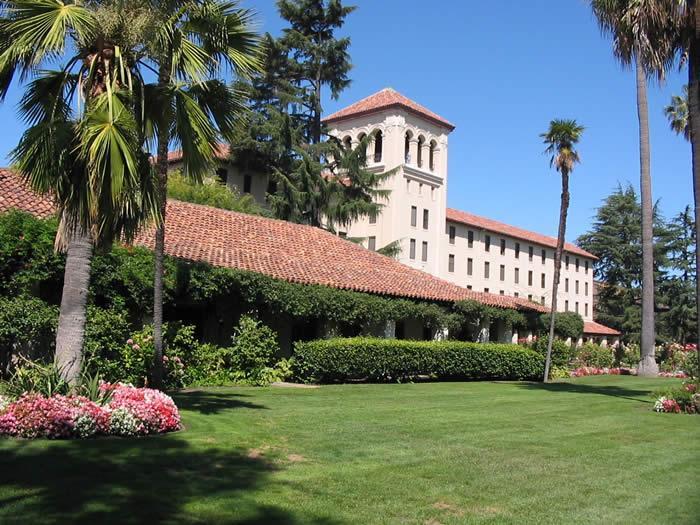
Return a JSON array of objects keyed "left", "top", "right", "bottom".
[
  {"left": 446, "top": 208, "right": 596, "bottom": 260},
  {"left": 323, "top": 88, "right": 455, "bottom": 131},
  {"left": 583, "top": 321, "right": 621, "bottom": 336},
  {"left": 0, "top": 168, "right": 543, "bottom": 312}
]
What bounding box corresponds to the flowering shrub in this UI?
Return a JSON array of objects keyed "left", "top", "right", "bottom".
[
  {"left": 0, "top": 384, "right": 180, "bottom": 439},
  {"left": 652, "top": 381, "right": 700, "bottom": 415},
  {"left": 570, "top": 366, "right": 634, "bottom": 377}
]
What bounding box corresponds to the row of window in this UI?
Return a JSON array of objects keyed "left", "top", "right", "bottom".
[
  {"left": 451, "top": 258, "right": 589, "bottom": 296},
  {"left": 409, "top": 239, "right": 429, "bottom": 261},
  {"left": 410, "top": 206, "right": 429, "bottom": 229},
  {"left": 341, "top": 131, "right": 439, "bottom": 171},
  {"left": 216, "top": 169, "right": 257, "bottom": 195},
  {"left": 447, "top": 225, "right": 590, "bottom": 274},
  {"left": 465, "top": 285, "right": 590, "bottom": 316}
]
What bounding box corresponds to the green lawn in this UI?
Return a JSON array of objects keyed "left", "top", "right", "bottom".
[{"left": 1, "top": 377, "right": 698, "bottom": 524}]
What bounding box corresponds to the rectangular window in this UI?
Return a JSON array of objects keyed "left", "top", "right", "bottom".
[
  {"left": 500, "top": 239, "right": 506, "bottom": 255},
  {"left": 515, "top": 242, "right": 520, "bottom": 259},
  {"left": 565, "top": 255, "right": 570, "bottom": 269},
  {"left": 484, "top": 261, "right": 490, "bottom": 279},
  {"left": 514, "top": 267, "right": 520, "bottom": 284},
  {"left": 565, "top": 278, "right": 569, "bottom": 293},
  {"left": 467, "top": 258, "right": 473, "bottom": 276},
  {"left": 410, "top": 206, "right": 417, "bottom": 227},
  {"left": 485, "top": 235, "right": 491, "bottom": 252},
  {"left": 409, "top": 239, "right": 416, "bottom": 259},
  {"left": 541, "top": 296, "right": 546, "bottom": 305},
  {"left": 367, "top": 236, "right": 376, "bottom": 251},
  {"left": 369, "top": 213, "right": 377, "bottom": 224},
  {"left": 423, "top": 209, "right": 429, "bottom": 230},
  {"left": 216, "top": 168, "right": 228, "bottom": 184},
  {"left": 585, "top": 260, "right": 589, "bottom": 274},
  {"left": 528, "top": 270, "right": 533, "bottom": 286},
  {"left": 500, "top": 264, "right": 505, "bottom": 281},
  {"left": 541, "top": 249, "right": 546, "bottom": 264},
  {"left": 575, "top": 301, "right": 579, "bottom": 314},
  {"left": 528, "top": 294, "right": 533, "bottom": 302},
  {"left": 243, "top": 174, "right": 252, "bottom": 194},
  {"left": 529, "top": 246, "right": 534, "bottom": 261},
  {"left": 565, "top": 300, "right": 569, "bottom": 312},
  {"left": 514, "top": 292, "right": 519, "bottom": 298},
  {"left": 575, "top": 280, "right": 580, "bottom": 294},
  {"left": 484, "top": 287, "right": 489, "bottom": 293},
  {"left": 448, "top": 225, "right": 456, "bottom": 244},
  {"left": 468, "top": 230, "right": 474, "bottom": 248},
  {"left": 576, "top": 258, "right": 580, "bottom": 272},
  {"left": 499, "top": 290, "right": 505, "bottom": 295},
  {"left": 541, "top": 273, "right": 546, "bottom": 288},
  {"left": 421, "top": 241, "right": 428, "bottom": 262},
  {"left": 585, "top": 282, "right": 589, "bottom": 296},
  {"left": 467, "top": 285, "right": 472, "bottom": 290},
  {"left": 339, "top": 231, "right": 347, "bottom": 239},
  {"left": 448, "top": 254, "right": 455, "bottom": 273},
  {"left": 585, "top": 303, "right": 589, "bottom": 316}
]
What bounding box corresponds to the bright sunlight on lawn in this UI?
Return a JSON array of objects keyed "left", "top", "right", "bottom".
[{"left": 1, "top": 376, "right": 698, "bottom": 525}]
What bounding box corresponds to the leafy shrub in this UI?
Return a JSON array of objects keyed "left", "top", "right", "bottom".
[
  {"left": 0, "top": 358, "right": 69, "bottom": 399},
  {"left": 227, "top": 315, "right": 281, "bottom": 385},
  {"left": 83, "top": 306, "right": 133, "bottom": 383},
  {"left": 531, "top": 336, "right": 575, "bottom": 367},
  {"left": 294, "top": 338, "right": 544, "bottom": 383},
  {"left": 0, "top": 296, "right": 58, "bottom": 377},
  {"left": 615, "top": 343, "right": 640, "bottom": 367},
  {"left": 576, "top": 343, "right": 614, "bottom": 368},
  {"left": 538, "top": 312, "right": 584, "bottom": 340}
]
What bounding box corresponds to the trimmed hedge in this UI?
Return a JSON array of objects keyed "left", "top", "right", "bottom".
[{"left": 294, "top": 338, "right": 544, "bottom": 383}]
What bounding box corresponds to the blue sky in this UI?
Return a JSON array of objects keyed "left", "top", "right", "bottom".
[{"left": 0, "top": 1, "right": 690, "bottom": 243}]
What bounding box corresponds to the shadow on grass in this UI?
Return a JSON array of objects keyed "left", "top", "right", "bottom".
[
  {"left": 172, "top": 390, "right": 268, "bottom": 415},
  {"left": 0, "top": 434, "right": 338, "bottom": 525},
  {"left": 516, "top": 381, "right": 654, "bottom": 404}
]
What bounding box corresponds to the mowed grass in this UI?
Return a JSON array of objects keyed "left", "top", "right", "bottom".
[{"left": 1, "top": 376, "right": 698, "bottom": 524}]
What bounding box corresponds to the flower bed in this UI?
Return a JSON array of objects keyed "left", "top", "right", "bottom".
[
  {"left": 570, "top": 367, "right": 689, "bottom": 378},
  {"left": 0, "top": 384, "right": 181, "bottom": 439},
  {"left": 653, "top": 382, "right": 699, "bottom": 415}
]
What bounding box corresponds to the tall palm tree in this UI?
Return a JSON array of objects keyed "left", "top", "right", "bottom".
[
  {"left": 591, "top": 0, "right": 678, "bottom": 375},
  {"left": 540, "top": 119, "right": 584, "bottom": 382},
  {"left": 135, "top": 0, "right": 261, "bottom": 387},
  {"left": 665, "top": 85, "right": 690, "bottom": 140},
  {"left": 0, "top": 1, "right": 158, "bottom": 384}
]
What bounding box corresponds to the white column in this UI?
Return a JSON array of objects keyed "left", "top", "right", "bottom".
[
  {"left": 420, "top": 142, "right": 430, "bottom": 169},
  {"left": 408, "top": 139, "right": 418, "bottom": 166}
]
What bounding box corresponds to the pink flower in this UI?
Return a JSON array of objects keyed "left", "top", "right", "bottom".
[
  {"left": 132, "top": 344, "right": 141, "bottom": 351},
  {"left": 126, "top": 339, "right": 134, "bottom": 345}
]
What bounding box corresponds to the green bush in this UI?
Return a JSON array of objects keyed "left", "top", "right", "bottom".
[
  {"left": 576, "top": 343, "right": 614, "bottom": 368},
  {"left": 0, "top": 296, "right": 58, "bottom": 377},
  {"left": 531, "top": 336, "right": 575, "bottom": 368},
  {"left": 0, "top": 358, "right": 69, "bottom": 399},
  {"left": 294, "top": 338, "right": 544, "bottom": 383},
  {"left": 538, "top": 312, "right": 584, "bottom": 340},
  {"left": 227, "top": 315, "right": 281, "bottom": 385}
]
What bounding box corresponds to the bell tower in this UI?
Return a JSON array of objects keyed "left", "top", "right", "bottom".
[{"left": 324, "top": 88, "right": 454, "bottom": 275}]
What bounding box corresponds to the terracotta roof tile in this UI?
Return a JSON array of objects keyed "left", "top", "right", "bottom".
[
  {"left": 323, "top": 88, "right": 455, "bottom": 130},
  {"left": 166, "top": 143, "right": 231, "bottom": 164},
  {"left": 583, "top": 321, "right": 621, "bottom": 336},
  {"left": 446, "top": 208, "right": 596, "bottom": 260},
  {"left": 0, "top": 168, "right": 55, "bottom": 219},
  {"left": 0, "top": 169, "right": 543, "bottom": 312}
]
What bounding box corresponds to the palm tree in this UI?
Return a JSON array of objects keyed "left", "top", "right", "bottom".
[
  {"left": 665, "top": 85, "right": 690, "bottom": 140},
  {"left": 135, "top": 0, "right": 261, "bottom": 387},
  {"left": 0, "top": 1, "right": 158, "bottom": 384},
  {"left": 540, "top": 120, "right": 584, "bottom": 382},
  {"left": 591, "top": 0, "right": 678, "bottom": 375}
]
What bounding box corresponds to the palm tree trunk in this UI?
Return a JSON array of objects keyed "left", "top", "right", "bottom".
[
  {"left": 688, "top": 9, "right": 700, "bottom": 378},
  {"left": 152, "top": 62, "right": 171, "bottom": 390},
  {"left": 636, "top": 59, "right": 658, "bottom": 376},
  {"left": 54, "top": 225, "right": 93, "bottom": 385},
  {"left": 543, "top": 170, "right": 570, "bottom": 382}
]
